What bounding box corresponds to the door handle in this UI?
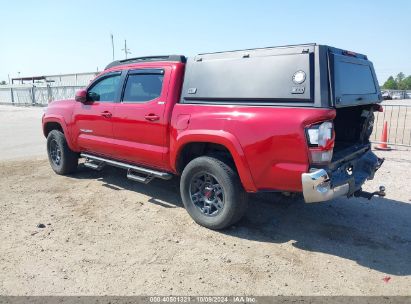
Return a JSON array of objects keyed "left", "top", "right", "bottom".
[
  {"left": 144, "top": 113, "right": 160, "bottom": 121},
  {"left": 100, "top": 111, "right": 112, "bottom": 118}
]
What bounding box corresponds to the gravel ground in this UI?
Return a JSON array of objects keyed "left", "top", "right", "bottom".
[
  {"left": 0, "top": 105, "right": 410, "bottom": 296},
  {"left": 0, "top": 105, "right": 45, "bottom": 160}
]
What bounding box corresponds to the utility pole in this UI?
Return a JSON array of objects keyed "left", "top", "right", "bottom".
[
  {"left": 121, "top": 39, "right": 131, "bottom": 59},
  {"left": 8, "top": 74, "right": 10, "bottom": 84},
  {"left": 110, "top": 34, "right": 115, "bottom": 61}
]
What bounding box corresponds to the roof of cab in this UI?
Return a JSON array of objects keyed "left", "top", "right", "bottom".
[{"left": 105, "top": 55, "right": 186, "bottom": 70}]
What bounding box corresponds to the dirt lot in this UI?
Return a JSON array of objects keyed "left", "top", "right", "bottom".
[
  {"left": 0, "top": 105, "right": 45, "bottom": 160},
  {"left": 0, "top": 105, "right": 410, "bottom": 296}
]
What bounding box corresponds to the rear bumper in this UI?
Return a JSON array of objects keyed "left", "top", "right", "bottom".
[
  {"left": 301, "top": 149, "right": 383, "bottom": 203},
  {"left": 302, "top": 169, "right": 350, "bottom": 203}
]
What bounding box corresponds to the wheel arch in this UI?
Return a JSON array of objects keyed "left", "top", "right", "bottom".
[
  {"left": 172, "top": 131, "right": 257, "bottom": 192},
  {"left": 42, "top": 116, "right": 76, "bottom": 151}
]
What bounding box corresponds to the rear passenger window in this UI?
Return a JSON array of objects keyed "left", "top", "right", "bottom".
[{"left": 122, "top": 74, "right": 164, "bottom": 102}]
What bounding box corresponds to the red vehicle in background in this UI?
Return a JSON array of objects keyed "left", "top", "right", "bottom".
[{"left": 42, "top": 44, "right": 385, "bottom": 229}]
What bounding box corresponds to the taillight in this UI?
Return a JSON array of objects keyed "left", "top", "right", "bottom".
[
  {"left": 306, "top": 121, "right": 334, "bottom": 164},
  {"left": 342, "top": 50, "right": 357, "bottom": 57},
  {"left": 373, "top": 104, "right": 384, "bottom": 112}
]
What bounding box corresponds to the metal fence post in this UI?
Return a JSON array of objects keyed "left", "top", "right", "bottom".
[
  {"left": 10, "top": 88, "right": 14, "bottom": 105},
  {"left": 31, "top": 86, "right": 36, "bottom": 105},
  {"left": 47, "top": 85, "right": 53, "bottom": 103}
]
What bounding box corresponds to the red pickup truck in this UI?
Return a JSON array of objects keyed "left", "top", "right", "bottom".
[{"left": 42, "top": 44, "right": 385, "bottom": 229}]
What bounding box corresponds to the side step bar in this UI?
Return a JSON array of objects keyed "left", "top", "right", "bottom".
[
  {"left": 81, "top": 153, "right": 172, "bottom": 183},
  {"left": 126, "top": 169, "right": 155, "bottom": 184},
  {"left": 83, "top": 160, "right": 104, "bottom": 171}
]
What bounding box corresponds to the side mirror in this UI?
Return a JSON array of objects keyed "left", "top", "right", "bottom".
[{"left": 75, "top": 89, "right": 87, "bottom": 103}]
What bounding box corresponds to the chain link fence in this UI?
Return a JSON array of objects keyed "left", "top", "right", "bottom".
[
  {"left": 0, "top": 85, "right": 84, "bottom": 106},
  {"left": 372, "top": 104, "right": 411, "bottom": 147}
]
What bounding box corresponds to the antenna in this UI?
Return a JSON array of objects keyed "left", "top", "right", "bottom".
[{"left": 121, "top": 40, "right": 131, "bottom": 59}]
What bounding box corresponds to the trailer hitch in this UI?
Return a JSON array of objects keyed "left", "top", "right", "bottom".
[{"left": 354, "top": 186, "right": 386, "bottom": 200}]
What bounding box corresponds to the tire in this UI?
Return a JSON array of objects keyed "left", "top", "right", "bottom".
[
  {"left": 47, "top": 130, "right": 78, "bottom": 175},
  {"left": 180, "top": 156, "right": 248, "bottom": 230}
]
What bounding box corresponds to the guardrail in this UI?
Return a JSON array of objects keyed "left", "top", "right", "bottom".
[{"left": 372, "top": 104, "right": 411, "bottom": 147}]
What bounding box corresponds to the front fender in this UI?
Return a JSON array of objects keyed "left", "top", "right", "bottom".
[
  {"left": 42, "top": 115, "right": 76, "bottom": 151},
  {"left": 171, "top": 130, "right": 257, "bottom": 192}
]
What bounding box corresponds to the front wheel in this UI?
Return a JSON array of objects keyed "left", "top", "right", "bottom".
[
  {"left": 180, "top": 156, "right": 248, "bottom": 230},
  {"left": 47, "top": 130, "right": 78, "bottom": 175}
]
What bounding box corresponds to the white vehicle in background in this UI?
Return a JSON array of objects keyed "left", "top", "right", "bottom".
[{"left": 381, "top": 91, "right": 392, "bottom": 100}]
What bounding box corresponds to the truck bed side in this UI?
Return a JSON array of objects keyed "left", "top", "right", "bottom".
[{"left": 170, "top": 104, "right": 335, "bottom": 192}]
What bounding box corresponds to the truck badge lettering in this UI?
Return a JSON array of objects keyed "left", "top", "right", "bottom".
[{"left": 291, "top": 86, "right": 305, "bottom": 94}]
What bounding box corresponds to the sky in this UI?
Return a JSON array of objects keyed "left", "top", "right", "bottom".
[{"left": 1, "top": 0, "right": 410, "bottom": 84}]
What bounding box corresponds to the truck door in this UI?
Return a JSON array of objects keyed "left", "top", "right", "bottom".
[
  {"left": 71, "top": 72, "right": 122, "bottom": 157},
  {"left": 112, "top": 68, "right": 170, "bottom": 168}
]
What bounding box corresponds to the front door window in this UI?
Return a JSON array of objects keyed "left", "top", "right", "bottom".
[{"left": 88, "top": 74, "right": 121, "bottom": 102}]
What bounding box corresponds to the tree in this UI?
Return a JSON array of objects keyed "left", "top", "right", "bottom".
[
  {"left": 383, "top": 73, "right": 411, "bottom": 90},
  {"left": 383, "top": 76, "right": 398, "bottom": 89},
  {"left": 398, "top": 79, "right": 407, "bottom": 90},
  {"left": 401, "top": 76, "right": 411, "bottom": 90},
  {"left": 0, "top": 80, "right": 6, "bottom": 85},
  {"left": 395, "top": 72, "right": 405, "bottom": 83}
]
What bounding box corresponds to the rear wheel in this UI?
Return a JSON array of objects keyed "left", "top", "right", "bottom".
[
  {"left": 180, "top": 156, "right": 248, "bottom": 230},
  {"left": 47, "top": 130, "right": 78, "bottom": 175}
]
